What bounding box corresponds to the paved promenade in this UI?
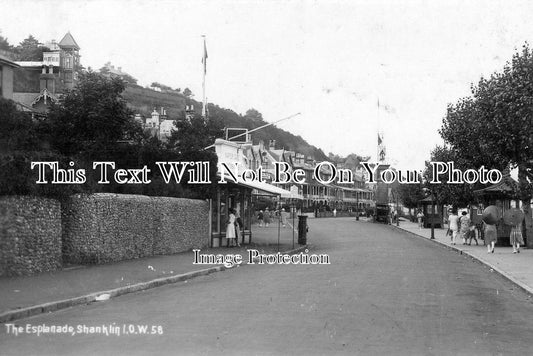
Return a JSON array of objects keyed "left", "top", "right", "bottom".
[
  {"left": 0, "top": 220, "right": 303, "bottom": 323},
  {"left": 394, "top": 219, "right": 533, "bottom": 296},
  {"left": 2, "top": 216, "right": 532, "bottom": 324}
]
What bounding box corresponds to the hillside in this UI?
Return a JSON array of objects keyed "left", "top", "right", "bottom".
[{"left": 123, "top": 85, "right": 328, "bottom": 160}]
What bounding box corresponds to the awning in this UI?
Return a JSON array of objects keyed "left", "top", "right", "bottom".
[
  {"left": 473, "top": 178, "right": 517, "bottom": 195},
  {"left": 218, "top": 174, "right": 293, "bottom": 198}
]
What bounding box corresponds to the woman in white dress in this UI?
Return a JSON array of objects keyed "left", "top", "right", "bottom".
[
  {"left": 226, "top": 208, "right": 237, "bottom": 247},
  {"left": 448, "top": 211, "right": 460, "bottom": 245}
]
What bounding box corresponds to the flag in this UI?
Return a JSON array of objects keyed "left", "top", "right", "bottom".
[
  {"left": 202, "top": 37, "right": 208, "bottom": 74},
  {"left": 202, "top": 36, "right": 208, "bottom": 119},
  {"left": 378, "top": 132, "right": 385, "bottom": 162}
]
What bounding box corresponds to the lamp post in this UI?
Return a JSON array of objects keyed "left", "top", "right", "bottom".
[
  {"left": 423, "top": 183, "right": 435, "bottom": 239},
  {"left": 292, "top": 201, "right": 295, "bottom": 249},
  {"left": 396, "top": 191, "right": 399, "bottom": 226},
  {"left": 356, "top": 190, "right": 360, "bottom": 221},
  {"left": 430, "top": 197, "right": 435, "bottom": 239},
  {"left": 430, "top": 186, "right": 436, "bottom": 240}
]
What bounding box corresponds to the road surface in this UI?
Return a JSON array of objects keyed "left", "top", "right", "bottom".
[{"left": 2, "top": 218, "right": 533, "bottom": 355}]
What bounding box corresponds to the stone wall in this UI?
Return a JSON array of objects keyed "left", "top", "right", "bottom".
[
  {"left": 0, "top": 196, "right": 62, "bottom": 276},
  {"left": 62, "top": 193, "right": 209, "bottom": 264}
]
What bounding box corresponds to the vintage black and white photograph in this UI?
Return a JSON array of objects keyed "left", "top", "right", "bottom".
[{"left": 1, "top": 0, "right": 533, "bottom": 354}]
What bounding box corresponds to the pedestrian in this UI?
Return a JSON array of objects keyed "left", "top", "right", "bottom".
[
  {"left": 483, "top": 220, "right": 497, "bottom": 253},
  {"left": 416, "top": 210, "right": 424, "bottom": 229},
  {"left": 510, "top": 224, "right": 524, "bottom": 254},
  {"left": 333, "top": 208, "right": 337, "bottom": 217},
  {"left": 234, "top": 205, "right": 242, "bottom": 247},
  {"left": 448, "top": 210, "right": 460, "bottom": 245},
  {"left": 281, "top": 208, "right": 287, "bottom": 228},
  {"left": 226, "top": 208, "right": 237, "bottom": 247},
  {"left": 258, "top": 210, "right": 264, "bottom": 227},
  {"left": 459, "top": 211, "right": 471, "bottom": 245},
  {"left": 264, "top": 207, "right": 271, "bottom": 227},
  {"left": 467, "top": 224, "right": 478, "bottom": 245}
]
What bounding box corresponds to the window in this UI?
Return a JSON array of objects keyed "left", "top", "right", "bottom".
[{"left": 64, "top": 56, "right": 72, "bottom": 69}]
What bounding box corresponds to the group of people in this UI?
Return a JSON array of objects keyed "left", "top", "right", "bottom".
[
  {"left": 257, "top": 208, "right": 290, "bottom": 228},
  {"left": 225, "top": 206, "right": 296, "bottom": 247},
  {"left": 446, "top": 209, "right": 524, "bottom": 254},
  {"left": 257, "top": 208, "right": 272, "bottom": 227},
  {"left": 446, "top": 211, "right": 478, "bottom": 246},
  {"left": 417, "top": 207, "right": 524, "bottom": 254}
]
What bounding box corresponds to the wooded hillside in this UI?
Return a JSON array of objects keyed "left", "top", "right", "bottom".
[{"left": 123, "top": 85, "right": 328, "bottom": 160}]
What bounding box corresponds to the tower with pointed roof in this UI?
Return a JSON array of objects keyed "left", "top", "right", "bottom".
[
  {"left": 58, "top": 32, "right": 80, "bottom": 90},
  {"left": 12, "top": 32, "right": 81, "bottom": 113}
]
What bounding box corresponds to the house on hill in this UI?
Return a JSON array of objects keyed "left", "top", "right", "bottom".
[
  {"left": 101, "top": 62, "right": 137, "bottom": 84},
  {"left": 12, "top": 32, "right": 81, "bottom": 114},
  {"left": 140, "top": 107, "right": 177, "bottom": 141}
]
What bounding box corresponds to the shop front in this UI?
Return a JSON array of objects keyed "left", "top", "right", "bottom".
[
  {"left": 210, "top": 182, "right": 253, "bottom": 247},
  {"left": 210, "top": 139, "right": 291, "bottom": 247}
]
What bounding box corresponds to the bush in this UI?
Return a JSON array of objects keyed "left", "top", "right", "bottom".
[{"left": 0, "top": 151, "right": 90, "bottom": 200}]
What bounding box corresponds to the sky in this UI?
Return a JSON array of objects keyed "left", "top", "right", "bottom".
[{"left": 1, "top": 0, "right": 532, "bottom": 170}]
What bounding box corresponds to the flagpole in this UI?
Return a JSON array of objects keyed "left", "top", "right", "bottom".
[
  {"left": 377, "top": 97, "right": 380, "bottom": 162},
  {"left": 202, "top": 35, "right": 207, "bottom": 120}
]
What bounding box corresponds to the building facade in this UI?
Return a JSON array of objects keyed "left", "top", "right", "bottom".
[
  {"left": 0, "top": 54, "right": 19, "bottom": 100},
  {"left": 13, "top": 32, "right": 81, "bottom": 113}
]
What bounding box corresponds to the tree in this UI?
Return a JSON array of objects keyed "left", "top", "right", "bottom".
[
  {"left": 327, "top": 153, "right": 342, "bottom": 163},
  {"left": 121, "top": 73, "right": 137, "bottom": 85},
  {"left": 422, "top": 145, "right": 479, "bottom": 210},
  {"left": 0, "top": 97, "right": 87, "bottom": 198},
  {"left": 166, "top": 114, "right": 224, "bottom": 198},
  {"left": 0, "top": 97, "right": 39, "bottom": 151},
  {"left": 182, "top": 87, "right": 193, "bottom": 98},
  {"left": 99, "top": 65, "right": 110, "bottom": 75},
  {"left": 150, "top": 82, "right": 172, "bottom": 91},
  {"left": 0, "top": 31, "right": 14, "bottom": 53},
  {"left": 44, "top": 70, "right": 141, "bottom": 156},
  {"left": 16, "top": 35, "right": 43, "bottom": 61},
  {"left": 440, "top": 43, "right": 533, "bottom": 246},
  {"left": 244, "top": 108, "right": 264, "bottom": 123},
  {"left": 398, "top": 182, "right": 425, "bottom": 218}
]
